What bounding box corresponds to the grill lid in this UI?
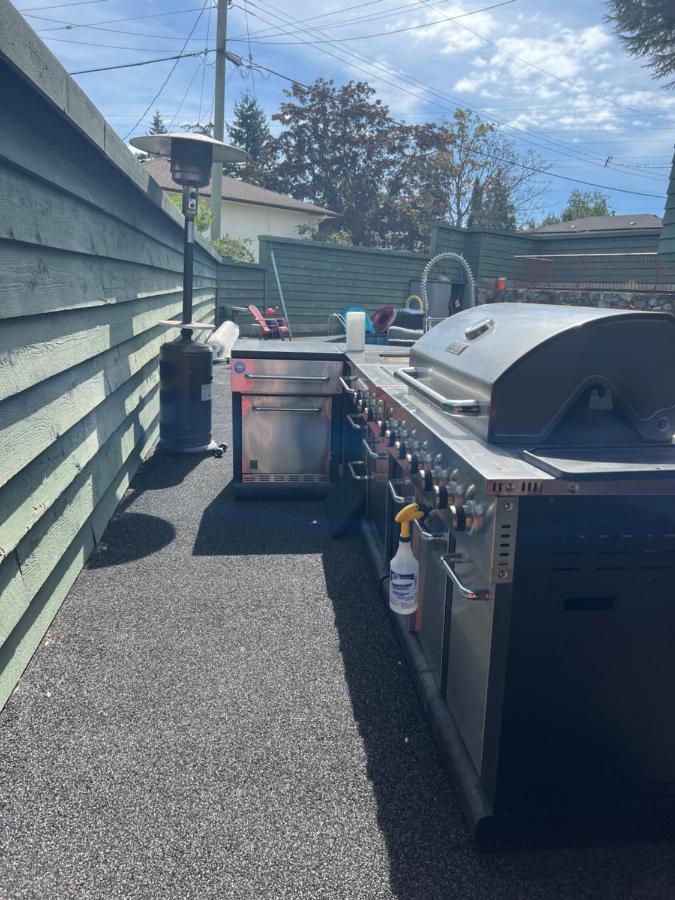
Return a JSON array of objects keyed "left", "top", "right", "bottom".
[{"left": 398, "top": 303, "right": 675, "bottom": 446}]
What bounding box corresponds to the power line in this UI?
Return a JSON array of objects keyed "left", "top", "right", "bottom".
[
  {"left": 169, "top": 56, "right": 205, "bottom": 129},
  {"left": 227, "top": 0, "right": 490, "bottom": 42},
  {"left": 244, "top": 0, "right": 664, "bottom": 198},
  {"left": 122, "top": 1, "right": 210, "bottom": 141},
  {"left": 248, "top": 0, "right": 666, "bottom": 184},
  {"left": 29, "top": 5, "right": 210, "bottom": 29},
  {"left": 19, "top": 0, "right": 113, "bottom": 10},
  {"left": 237, "top": 0, "right": 517, "bottom": 45},
  {"left": 69, "top": 50, "right": 206, "bottom": 75},
  {"left": 242, "top": 0, "right": 255, "bottom": 97},
  {"left": 50, "top": 37, "right": 197, "bottom": 51},
  {"left": 422, "top": 3, "right": 675, "bottom": 128},
  {"left": 198, "top": 4, "right": 212, "bottom": 122}
]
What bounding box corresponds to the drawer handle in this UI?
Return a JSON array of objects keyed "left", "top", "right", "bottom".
[
  {"left": 347, "top": 413, "right": 365, "bottom": 430},
  {"left": 440, "top": 554, "right": 492, "bottom": 601},
  {"left": 244, "top": 373, "right": 330, "bottom": 382},
  {"left": 347, "top": 460, "right": 369, "bottom": 481},
  {"left": 252, "top": 406, "right": 322, "bottom": 414},
  {"left": 362, "top": 437, "right": 387, "bottom": 461}
]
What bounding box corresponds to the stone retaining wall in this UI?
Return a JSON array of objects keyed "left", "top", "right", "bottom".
[{"left": 476, "top": 286, "right": 675, "bottom": 312}]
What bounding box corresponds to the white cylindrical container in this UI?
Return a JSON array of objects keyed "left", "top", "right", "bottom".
[{"left": 345, "top": 310, "right": 366, "bottom": 352}]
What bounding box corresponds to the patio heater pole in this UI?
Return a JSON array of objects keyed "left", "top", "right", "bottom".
[
  {"left": 129, "top": 133, "right": 249, "bottom": 453},
  {"left": 182, "top": 183, "right": 197, "bottom": 342}
]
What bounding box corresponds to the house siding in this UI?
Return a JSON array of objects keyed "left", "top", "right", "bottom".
[{"left": 0, "top": 5, "right": 219, "bottom": 709}]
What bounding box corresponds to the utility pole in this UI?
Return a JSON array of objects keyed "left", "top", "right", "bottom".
[{"left": 210, "top": 0, "right": 228, "bottom": 241}]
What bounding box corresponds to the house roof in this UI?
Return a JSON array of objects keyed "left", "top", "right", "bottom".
[
  {"left": 141, "top": 157, "right": 336, "bottom": 218},
  {"left": 534, "top": 214, "right": 662, "bottom": 234}
]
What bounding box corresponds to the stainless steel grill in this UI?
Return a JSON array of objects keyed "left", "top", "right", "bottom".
[
  {"left": 340, "top": 303, "right": 675, "bottom": 838},
  {"left": 395, "top": 303, "right": 675, "bottom": 446}
]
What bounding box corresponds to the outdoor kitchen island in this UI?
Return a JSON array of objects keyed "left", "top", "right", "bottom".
[{"left": 231, "top": 305, "right": 675, "bottom": 841}]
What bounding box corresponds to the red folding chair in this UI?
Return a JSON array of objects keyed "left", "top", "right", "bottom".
[{"left": 248, "top": 304, "right": 289, "bottom": 340}]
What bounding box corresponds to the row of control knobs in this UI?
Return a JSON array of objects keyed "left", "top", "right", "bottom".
[{"left": 354, "top": 390, "right": 476, "bottom": 530}]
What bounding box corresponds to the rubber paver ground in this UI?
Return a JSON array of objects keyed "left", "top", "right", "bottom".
[{"left": 1, "top": 365, "right": 674, "bottom": 899}]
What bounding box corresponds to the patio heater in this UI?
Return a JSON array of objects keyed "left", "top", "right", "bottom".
[{"left": 130, "top": 133, "right": 249, "bottom": 453}]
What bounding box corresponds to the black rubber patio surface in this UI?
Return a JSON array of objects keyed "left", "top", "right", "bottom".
[{"left": 1, "top": 365, "right": 674, "bottom": 899}]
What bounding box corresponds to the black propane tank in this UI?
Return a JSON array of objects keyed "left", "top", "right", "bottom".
[{"left": 158, "top": 340, "right": 213, "bottom": 452}]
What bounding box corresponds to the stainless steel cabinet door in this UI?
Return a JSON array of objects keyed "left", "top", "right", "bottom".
[{"left": 241, "top": 395, "right": 332, "bottom": 476}]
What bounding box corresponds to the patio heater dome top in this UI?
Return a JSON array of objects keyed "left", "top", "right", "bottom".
[
  {"left": 130, "top": 133, "right": 250, "bottom": 188},
  {"left": 130, "top": 132, "right": 250, "bottom": 164}
]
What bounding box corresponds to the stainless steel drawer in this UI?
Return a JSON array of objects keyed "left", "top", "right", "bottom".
[
  {"left": 241, "top": 395, "right": 332, "bottom": 478},
  {"left": 231, "top": 358, "right": 342, "bottom": 395}
]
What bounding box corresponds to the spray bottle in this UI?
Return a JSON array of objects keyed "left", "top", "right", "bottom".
[{"left": 390, "top": 503, "right": 424, "bottom": 615}]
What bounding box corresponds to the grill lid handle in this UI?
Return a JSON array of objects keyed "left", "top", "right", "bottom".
[{"left": 394, "top": 367, "right": 480, "bottom": 416}]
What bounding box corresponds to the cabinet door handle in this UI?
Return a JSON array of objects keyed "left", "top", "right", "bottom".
[
  {"left": 362, "top": 438, "right": 387, "bottom": 460},
  {"left": 388, "top": 479, "right": 415, "bottom": 505},
  {"left": 339, "top": 376, "right": 358, "bottom": 396},
  {"left": 347, "top": 413, "right": 365, "bottom": 430},
  {"left": 440, "top": 554, "right": 492, "bottom": 601},
  {"left": 347, "top": 460, "right": 369, "bottom": 481},
  {"left": 412, "top": 518, "right": 448, "bottom": 543}
]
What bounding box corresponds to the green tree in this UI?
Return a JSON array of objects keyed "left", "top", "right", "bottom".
[
  {"left": 535, "top": 190, "right": 615, "bottom": 227},
  {"left": 225, "top": 91, "right": 273, "bottom": 181},
  {"left": 181, "top": 121, "right": 213, "bottom": 136},
  {"left": 605, "top": 0, "right": 675, "bottom": 87},
  {"left": 149, "top": 110, "right": 167, "bottom": 134},
  {"left": 467, "top": 175, "right": 517, "bottom": 230},
  {"left": 210, "top": 234, "right": 255, "bottom": 262},
  {"left": 168, "top": 192, "right": 213, "bottom": 232},
  {"left": 430, "top": 109, "right": 546, "bottom": 230},
  {"left": 167, "top": 192, "right": 254, "bottom": 261},
  {"left": 268, "top": 78, "right": 406, "bottom": 246}
]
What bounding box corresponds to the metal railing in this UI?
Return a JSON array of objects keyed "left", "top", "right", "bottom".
[{"left": 513, "top": 252, "right": 675, "bottom": 293}]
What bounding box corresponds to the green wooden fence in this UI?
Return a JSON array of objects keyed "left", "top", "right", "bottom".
[
  {"left": 431, "top": 223, "right": 662, "bottom": 281},
  {"left": 0, "top": 2, "right": 220, "bottom": 710},
  {"left": 257, "top": 236, "right": 462, "bottom": 328}
]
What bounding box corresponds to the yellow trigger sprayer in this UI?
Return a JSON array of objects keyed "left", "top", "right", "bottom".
[{"left": 390, "top": 503, "right": 424, "bottom": 615}]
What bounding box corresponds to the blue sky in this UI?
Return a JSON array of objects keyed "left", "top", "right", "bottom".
[{"left": 17, "top": 0, "right": 675, "bottom": 219}]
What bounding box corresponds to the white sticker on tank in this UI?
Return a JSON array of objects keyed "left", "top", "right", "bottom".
[{"left": 201, "top": 382, "right": 213, "bottom": 401}]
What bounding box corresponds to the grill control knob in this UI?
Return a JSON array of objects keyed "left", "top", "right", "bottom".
[{"left": 449, "top": 501, "right": 477, "bottom": 534}]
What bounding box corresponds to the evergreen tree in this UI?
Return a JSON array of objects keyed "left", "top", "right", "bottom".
[
  {"left": 224, "top": 92, "right": 272, "bottom": 181},
  {"left": 149, "top": 110, "right": 168, "bottom": 134},
  {"left": 605, "top": 0, "right": 675, "bottom": 87}
]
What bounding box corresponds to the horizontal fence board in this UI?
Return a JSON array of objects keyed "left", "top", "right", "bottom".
[
  {"left": 0, "top": 398, "right": 159, "bottom": 645},
  {"left": 0, "top": 291, "right": 215, "bottom": 400},
  {"left": 0, "top": 66, "right": 219, "bottom": 266},
  {"left": 0, "top": 417, "right": 158, "bottom": 712},
  {"left": 0, "top": 362, "right": 158, "bottom": 561},
  {"left": 0, "top": 296, "right": 213, "bottom": 489},
  {"left": 0, "top": 243, "right": 216, "bottom": 320}
]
